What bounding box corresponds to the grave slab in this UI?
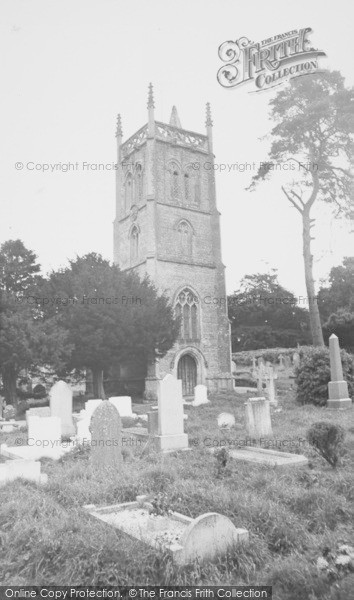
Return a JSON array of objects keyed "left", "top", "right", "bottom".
[
  {"left": 210, "top": 446, "right": 308, "bottom": 468},
  {"left": 83, "top": 498, "right": 248, "bottom": 565},
  {"left": 0, "top": 442, "right": 74, "bottom": 461}
]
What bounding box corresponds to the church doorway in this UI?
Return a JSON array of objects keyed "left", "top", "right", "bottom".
[{"left": 177, "top": 354, "right": 197, "bottom": 397}]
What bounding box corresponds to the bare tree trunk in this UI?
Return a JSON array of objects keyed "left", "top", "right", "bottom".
[
  {"left": 302, "top": 208, "right": 325, "bottom": 346},
  {"left": 92, "top": 368, "right": 106, "bottom": 399},
  {"left": 2, "top": 368, "right": 18, "bottom": 405}
]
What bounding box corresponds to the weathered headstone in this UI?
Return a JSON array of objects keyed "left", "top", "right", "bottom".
[
  {"left": 293, "top": 352, "right": 300, "bottom": 368},
  {"left": 49, "top": 380, "right": 75, "bottom": 437},
  {"left": 244, "top": 397, "right": 272, "bottom": 438},
  {"left": 278, "top": 354, "right": 285, "bottom": 369},
  {"left": 192, "top": 384, "right": 209, "bottom": 406},
  {"left": 109, "top": 396, "right": 133, "bottom": 417},
  {"left": 231, "top": 360, "right": 237, "bottom": 374},
  {"left": 90, "top": 401, "right": 123, "bottom": 473},
  {"left": 327, "top": 334, "right": 352, "bottom": 409},
  {"left": 156, "top": 374, "right": 188, "bottom": 452}
]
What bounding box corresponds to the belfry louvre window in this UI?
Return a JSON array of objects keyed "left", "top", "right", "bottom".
[{"left": 175, "top": 288, "right": 199, "bottom": 340}]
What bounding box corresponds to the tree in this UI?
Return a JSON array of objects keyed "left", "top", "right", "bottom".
[
  {"left": 0, "top": 240, "right": 70, "bottom": 406},
  {"left": 318, "top": 257, "right": 354, "bottom": 320},
  {"left": 43, "top": 254, "right": 180, "bottom": 398},
  {"left": 248, "top": 71, "right": 354, "bottom": 346},
  {"left": 317, "top": 257, "right": 354, "bottom": 350},
  {"left": 228, "top": 271, "right": 311, "bottom": 351}
]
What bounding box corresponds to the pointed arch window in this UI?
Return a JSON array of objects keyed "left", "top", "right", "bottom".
[
  {"left": 169, "top": 162, "right": 180, "bottom": 201},
  {"left": 135, "top": 164, "right": 143, "bottom": 203},
  {"left": 184, "top": 173, "right": 190, "bottom": 201},
  {"left": 177, "top": 220, "right": 192, "bottom": 256},
  {"left": 175, "top": 288, "right": 200, "bottom": 341},
  {"left": 130, "top": 225, "right": 139, "bottom": 263},
  {"left": 125, "top": 172, "right": 133, "bottom": 211}
]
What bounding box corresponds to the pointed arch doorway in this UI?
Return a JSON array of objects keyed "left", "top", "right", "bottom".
[{"left": 177, "top": 353, "right": 197, "bottom": 397}]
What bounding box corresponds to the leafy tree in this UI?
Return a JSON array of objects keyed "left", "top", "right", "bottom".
[
  {"left": 248, "top": 71, "right": 354, "bottom": 346},
  {"left": 0, "top": 239, "right": 42, "bottom": 294},
  {"left": 228, "top": 271, "right": 311, "bottom": 351},
  {"left": 0, "top": 240, "right": 70, "bottom": 406},
  {"left": 43, "top": 254, "right": 180, "bottom": 398},
  {"left": 318, "top": 257, "right": 354, "bottom": 350}
]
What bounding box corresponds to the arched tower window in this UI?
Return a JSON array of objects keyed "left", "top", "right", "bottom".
[
  {"left": 125, "top": 172, "right": 133, "bottom": 211},
  {"left": 135, "top": 164, "right": 143, "bottom": 203},
  {"left": 169, "top": 162, "right": 180, "bottom": 201},
  {"left": 177, "top": 220, "right": 192, "bottom": 257},
  {"left": 175, "top": 288, "right": 199, "bottom": 341},
  {"left": 184, "top": 173, "right": 190, "bottom": 201},
  {"left": 130, "top": 225, "right": 139, "bottom": 263}
]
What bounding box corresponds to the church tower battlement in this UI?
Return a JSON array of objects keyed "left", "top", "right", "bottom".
[{"left": 113, "top": 84, "right": 233, "bottom": 397}]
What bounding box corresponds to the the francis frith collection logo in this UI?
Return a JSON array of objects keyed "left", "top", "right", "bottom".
[{"left": 217, "top": 28, "right": 326, "bottom": 92}]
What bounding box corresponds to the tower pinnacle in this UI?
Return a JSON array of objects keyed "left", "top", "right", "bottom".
[
  {"left": 169, "top": 106, "right": 182, "bottom": 128},
  {"left": 115, "top": 114, "right": 123, "bottom": 138},
  {"left": 205, "top": 102, "right": 213, "bottom": 127},
  {"left": 147, "top": 82, "right": 155, "bottom": 109}
]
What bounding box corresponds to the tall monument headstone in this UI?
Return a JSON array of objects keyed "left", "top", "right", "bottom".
[{"left": 327, "top": 334, "right": 352, "bottom": 409}]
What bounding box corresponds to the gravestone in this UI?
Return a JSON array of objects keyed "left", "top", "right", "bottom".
[
  {"left": 76, "top": 399, "right": 103, "bottom": 443},
  {"left": 192, "top": 384, "right": 209, "bottom": 406},
  {"left": 84, "top": 499, "right": 249, "bottom": 566},
  {"left": 284, "top": 355, "right": 291, "bottom": 368},
  {"left": 26, "top": 406, "right": 51, "bottom": 423},
  {"left": 85, "top": 399, "right": 103, "bottom": 418},
  {"left": 27, "top": 415, "right": 62, "bottom": 457},
  {"left": 264, "top": 366, "right": 277, "bottom": 406},
  {"left": 293, "top": 352, "right": 300, "bottom": 368},
  {"left": 109, "top": 396, "right": 133, "bottom": 417},
  {"left": 244, "top": 397, "right": 272, "bottom": 438},
  {"left": 156, "top": 374, "right": 188, "bottom": 452},
  {"left": 49, "top": 380, "right": 75, "bottom": 437},
  {"left": 327, "top": 334, "right": 352, "bottom": 409},
  {"left": 278, "top": 354, "right": 285, "bottom": 369},
  {"left": 90, "top": 401, "right": 123, "bottom": 473}
]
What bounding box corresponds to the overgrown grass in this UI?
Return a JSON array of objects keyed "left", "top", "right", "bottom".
[{"left": 1, "top": 389, "right": 354, "bottom": 598}]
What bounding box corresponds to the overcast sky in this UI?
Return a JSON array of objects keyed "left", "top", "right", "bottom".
[{"left": 1, "top": 0, "right": 353, "bottom": 299}]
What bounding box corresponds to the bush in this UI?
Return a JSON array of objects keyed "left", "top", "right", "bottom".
[
  {"left": 295, "top": 346, "right": 354, "bottom": 406},
  {"left": 307, "top": 422, "right": 346, "bottom": 468}
]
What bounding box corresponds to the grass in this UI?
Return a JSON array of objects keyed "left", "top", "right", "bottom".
[{"left": 1, "top": 389, "right": 354, "bottom": 598}]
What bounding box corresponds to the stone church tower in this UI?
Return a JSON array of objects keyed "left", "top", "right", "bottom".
[{"left": 113, "top": 85, "right": 233, "bottom": 397}]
